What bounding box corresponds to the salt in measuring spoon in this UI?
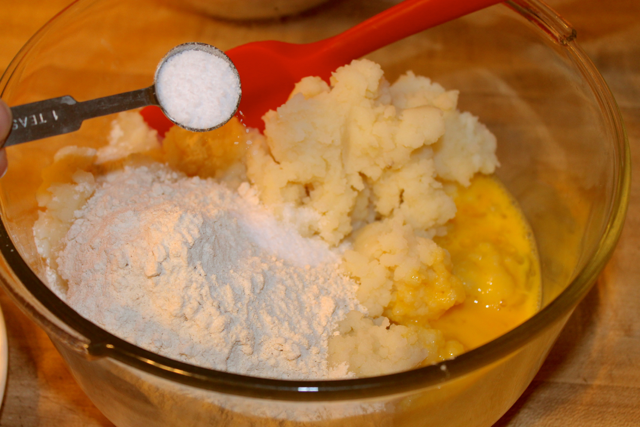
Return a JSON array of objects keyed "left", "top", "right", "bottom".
[{"left": 2, "top": 43, "right": 241, "bottom": 148}]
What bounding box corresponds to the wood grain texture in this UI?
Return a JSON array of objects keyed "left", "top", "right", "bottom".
[{"left": 0, "top": 0, "right": 638, "bottom": 426}]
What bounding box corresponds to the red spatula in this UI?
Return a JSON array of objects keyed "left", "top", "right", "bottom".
[{"left": 141, "top": 0, "right": 501, "bottom": 135}]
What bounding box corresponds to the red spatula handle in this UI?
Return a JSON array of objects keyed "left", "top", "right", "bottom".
[{"left": 311, "top": 0, "right": 502, "bottom": 68}]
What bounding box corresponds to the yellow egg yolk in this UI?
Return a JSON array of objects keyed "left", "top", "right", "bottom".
[{"left": 433, "top": 175, "right": 541, "bottom": 350}]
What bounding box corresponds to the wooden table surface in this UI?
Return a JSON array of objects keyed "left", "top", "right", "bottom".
[{"left": 0, "top": 0, "right": 638, "bottom": 425}]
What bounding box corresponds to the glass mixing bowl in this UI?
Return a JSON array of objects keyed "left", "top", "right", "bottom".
[{"left": 0, "top": 0, "right": 629, "bottom": 426}]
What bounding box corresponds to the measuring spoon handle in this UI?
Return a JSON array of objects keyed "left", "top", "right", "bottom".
[{"left": 3, "top": 86, "right": 157, "bottom": 148}]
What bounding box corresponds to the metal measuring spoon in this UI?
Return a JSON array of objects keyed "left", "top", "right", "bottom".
[{"left": 2, "top": 43, "right": 241, "bottom": 148}]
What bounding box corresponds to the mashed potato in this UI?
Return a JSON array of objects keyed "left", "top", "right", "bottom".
[
  {"left": 247, "top": 60, "right": 498, "bottom": 246},
  {"left": 243, "top": 59, "right": 504, "bottom": 373},
  {"left": 33, "top": 59, "right": 538, "bottom": 378}
]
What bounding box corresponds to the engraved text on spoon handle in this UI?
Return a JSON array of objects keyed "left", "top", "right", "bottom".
[{"left": 4, "top": 86, "right": 157, "bottom": 147}]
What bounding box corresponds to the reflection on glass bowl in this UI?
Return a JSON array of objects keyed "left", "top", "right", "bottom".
[{"left": 0, "top": 0, "right": 629, "bottom": 426}]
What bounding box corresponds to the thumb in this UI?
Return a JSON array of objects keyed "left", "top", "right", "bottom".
[
  {"left": 0, "top": 99, "right": 11, "bottom": 142},
  {"left": 1, "top": 99, "right": 11, "bottom": 177}
]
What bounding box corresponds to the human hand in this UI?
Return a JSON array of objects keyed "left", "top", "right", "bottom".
[{"left": 0, "top": 99, "right": 11, "bottom": 177}]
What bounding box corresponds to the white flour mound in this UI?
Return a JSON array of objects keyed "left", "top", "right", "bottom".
[{"left": 56, "top": 164, "right": 363, "bottom": 379}]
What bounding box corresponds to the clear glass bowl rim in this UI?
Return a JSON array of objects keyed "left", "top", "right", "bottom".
[{"left": 0, "top": 0, "right": 630, "bottom": 402}]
